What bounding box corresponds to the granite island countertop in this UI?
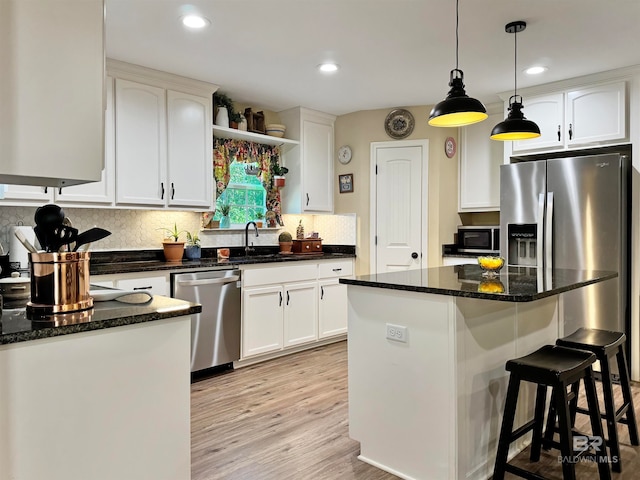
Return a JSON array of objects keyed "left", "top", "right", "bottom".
[
  {"left": 0, "top": 294, "right": 201, "bottom": 345},
  {"left": 339, "top": 264, "right": 617, "bottom": 302}
]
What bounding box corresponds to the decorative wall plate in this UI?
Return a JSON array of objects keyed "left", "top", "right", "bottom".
[
  {"left": 384, "top": 108, "right": 415, "bottom": 140},
  {"left": 445, "top": 136, "right": 457, "bottom": 158}
]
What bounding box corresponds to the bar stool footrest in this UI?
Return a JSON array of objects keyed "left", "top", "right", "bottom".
[{"left": 505, "top": 463, "right": 549, "bottom": 480}]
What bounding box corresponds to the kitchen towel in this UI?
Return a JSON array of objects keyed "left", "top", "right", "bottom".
[{"left": 10, "top": 226, "right": 36, "bottom": 269}]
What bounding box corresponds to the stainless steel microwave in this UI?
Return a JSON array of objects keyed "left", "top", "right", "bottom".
[{"left": 457, "top": 226, "right": 500, "bottom": 253}]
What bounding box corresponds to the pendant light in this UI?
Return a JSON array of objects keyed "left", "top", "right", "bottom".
[
  {"left": 490, "top": 21, "right": 541, "bottom": 141},
  {"left": 428, "top": 0, "right": 487, "bottom": 127}
]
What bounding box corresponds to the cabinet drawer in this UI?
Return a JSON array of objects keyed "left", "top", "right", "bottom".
[
  {"left": 292, "top": 239, "right": 322, "bottom": 254},
  {"left": 243, "top": 263, "right": 318, "bottom": 287},
  {"left": 318, "top": 260, "right": 353, "bottom": 279}
]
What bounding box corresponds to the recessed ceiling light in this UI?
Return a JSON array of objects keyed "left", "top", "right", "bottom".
[
  {"left": 182, "top": 14, "right": 210, "bottom": 29},
  {"left": 318, "top": 63, "right": 339, "bottom": 73},
  {"left": 525, "top": 66, "right": 548, "bottom": 75}
]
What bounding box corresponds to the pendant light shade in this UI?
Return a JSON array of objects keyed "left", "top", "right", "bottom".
[
  {"left": 428, "top": 0, "right": 487, "bottom": 127},
  {"left": 491, "top": 21, "right": 541, "bottom": 141}
]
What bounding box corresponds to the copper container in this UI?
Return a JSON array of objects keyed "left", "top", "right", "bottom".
[{"left": 27, "top": 251, "right": 93, "bottom": 315}]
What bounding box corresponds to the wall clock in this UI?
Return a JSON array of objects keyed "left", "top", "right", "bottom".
[
  {"left": 384, "top": 108, "right": 415, "bottom": 140},
  {"left": 445, "top": 136, "right": 457, "bottom": 158},
  {"left": 338, "top": 145, "right": 353, "bottom": 164}
]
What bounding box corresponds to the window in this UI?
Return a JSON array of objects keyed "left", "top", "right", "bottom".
[{"left": 214, "top": 161, "right": 266, "bottom": 225}]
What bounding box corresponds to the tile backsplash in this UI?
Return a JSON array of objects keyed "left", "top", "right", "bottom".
[{"left": 0, "top": 206, "right": 356, "bottom": 253}]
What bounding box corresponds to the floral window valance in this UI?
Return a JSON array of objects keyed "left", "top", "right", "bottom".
[{"left": 213, "top": 137, "right": 284, "bottom": 225}]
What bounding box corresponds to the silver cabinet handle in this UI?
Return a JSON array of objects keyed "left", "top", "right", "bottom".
[{"left": 176, "top": 275, "right": 239, "bottom": 286}]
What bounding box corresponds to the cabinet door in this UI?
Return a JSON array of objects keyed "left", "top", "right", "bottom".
[
  {"left": 116, "top": 272, "right": 169, "bottom": 297},
  {"left": 166, "top": 90, "right": 213, "bottom": 209},
  {"left": 566, "top": 81, "right": 626, "bottom": 146},
  {"left": 283, "top": 281, "right": 318, "bottom": 347},
  {"left": 115, "top": 79, "right": 166, "bottom": 206},
  {"left": 56, "top": 76, "right": 116, "bottom": 205},
  {"left": 318, "top": 279, "right": 348, "bottom": 338},
  {"left": 302, "top": 120, "right": 333, "bottom": 212},
  {"left": 512, "top": 93, "right": 564, "bottom": 152},
  {"left": 242, "top": 285, "right": 284, "bottom": 357},
  {"left": 459, "top": 111, "right": 503, "bottom": 212},
  {"left": 0, "top": 184, "right": 51, "bottom": 202}
]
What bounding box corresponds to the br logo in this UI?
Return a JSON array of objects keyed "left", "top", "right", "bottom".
[{"left": 573, "top": 435, "right": 603, "bottom": 452}]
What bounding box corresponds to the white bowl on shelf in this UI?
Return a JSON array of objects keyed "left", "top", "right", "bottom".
[{"left": 265, "top": 124, "right": 286, "bottom": 138}]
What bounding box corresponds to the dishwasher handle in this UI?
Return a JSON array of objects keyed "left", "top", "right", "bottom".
[{"left": 175, "top": 275, "right": 239, "bottom": 287}]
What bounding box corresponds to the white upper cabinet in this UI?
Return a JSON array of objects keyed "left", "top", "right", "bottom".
[
  {"left": 511, "top": 93, "right": 564, "bottom": 152},
  {"left": 166, "top": 91, "right": 213, "bottom": 208},
  {"left": 279, "top": 107, "right": 336, "bottom": 213},
  {"left": 566, "top": 82, "right": 626, "bottom": 146},
  {"left": 459, "top": 109, "right": 503, "bottom": 212},
  {"left": 0, "top": 0, "right": 104, "bottom": 188},
  {"left": 509, "top": 80, "right": 627, "bottom": 155},
  {"left": 115, "top": 79, "right": 167, "bottom": 207},
  {"left": 108, "top": 60, "right": 217, "bottom": 210}
]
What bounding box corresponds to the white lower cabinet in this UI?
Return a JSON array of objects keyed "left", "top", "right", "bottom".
[
  {"left": 242, "top": 285, "right": 284, "bottom": 357},
  {"left": 240, "top": 259, "right": 353, "bottom": 361},
  {"left": 91, "top": 271, "right": 169, "bottom": 297},
  {"left": 318, "top": 279, "right": 348, "bottom": 338},
  {"left": 283, "top": 282, "right": 318, "bottom": 347}
]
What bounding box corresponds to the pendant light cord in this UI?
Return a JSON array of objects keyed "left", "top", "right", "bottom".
[
  {"left": 455, "top": 0, "right": 459, "bottom": 70},
  {"left": 513, "top": 26, "right": 518, "bottom": 96}
]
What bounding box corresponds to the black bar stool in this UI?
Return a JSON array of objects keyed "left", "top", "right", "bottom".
[
  {"left": 493, "top": 345, "right": 611, "bottom": 480},
  {"left": 544, "top": 328, "right": 639, "bottom": 473}
]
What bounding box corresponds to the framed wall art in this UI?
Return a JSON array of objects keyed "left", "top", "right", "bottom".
[{"left": 339, "top": 173, "right": 354, "bottom": 193}]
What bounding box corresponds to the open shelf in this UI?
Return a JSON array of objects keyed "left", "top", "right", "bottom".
[{"left": 212, "top": 125, "right": 299, "bottom": 149}]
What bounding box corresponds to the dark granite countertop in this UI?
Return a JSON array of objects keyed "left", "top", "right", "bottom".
[
  {"left": 0, "top": 294, "right": 201, "bottom": 345},
  {"left": 339, "top": 265, "right": 617, "bottom": 302},
  {"left": 90, "top": 246, "right": 356, "bottom": 275}
]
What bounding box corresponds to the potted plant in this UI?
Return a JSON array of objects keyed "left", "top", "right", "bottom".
[
  {"left": 271, "top": 159, "right": 289, "bottom": 188},
  {"left": 278, "top": 231, "right": 293, "bottom": 254},
  {"left": 213, "top": 92, "right": 239, "bottom": 129},
  {"left": 185, "top": 231, "right": 201, "bottom": 260},
  {"left": 218, "top": 202, "right": 231, "bottom": 228},
  {"left": 158, "top": 223, "right": 187, "bottom": 262},
  {"left": 254, "top": 211, "right": 264, "bottom": 228}
]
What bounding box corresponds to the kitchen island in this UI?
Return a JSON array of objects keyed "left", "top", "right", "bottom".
[
  {"left": 0, "top": 295, "right": 201, "bottom": 480},
  {"left": 340, "top": 265, "right": 617, "bottom": 480}
]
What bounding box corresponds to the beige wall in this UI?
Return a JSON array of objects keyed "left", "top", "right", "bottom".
[{"left": 334, "top": 106, "right": 459, "bottom": 275}]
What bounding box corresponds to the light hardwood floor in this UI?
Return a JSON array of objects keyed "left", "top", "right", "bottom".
[{"left": 191, "top": 340, "right": 640, "bottom": 480}]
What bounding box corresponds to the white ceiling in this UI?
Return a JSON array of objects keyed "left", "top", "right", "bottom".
[{"left": 106, "top": 0, "right": 640, "bottom": 116}]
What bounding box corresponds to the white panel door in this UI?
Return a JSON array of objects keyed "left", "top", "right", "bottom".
[
  {"left": 115, "top": 79, "right": 166, "bottom": 206},
  {"left": 242, "top": 285, "right": 284, "bottom": 358},
  {"left": 302, "top": 120, "right": 333, "bottom": 212},
  {"left": 566, "top": 81, "right": 626, "bottom": 146},
  {"left": 283, "top": 281, "right": 318, "bottom": 347},
  {"left": 373, "top": 142, "right": 426, "bottom": 273},
  {"left": 166, "top": 90, "right": 212, "bottom": 209},
  {"left": 318, "top": 279, "right": 348, "bottom": 338},
  {"left": 56, "top": 76, "right": 115, "bottom": 205},
  {"left": 512, "top": 93, "right": 564, "bottom": 152},
  {"left": 0, "top": 184, "right": 51, "bottom": 202}
]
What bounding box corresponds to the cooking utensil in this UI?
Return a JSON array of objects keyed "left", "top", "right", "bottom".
[
  {"left": 48, "top": 225, "right": 79, "bottom": 253},
  {"left": 72, "top": 227, "right": 111, "bottom": 252},
  {"left": 34, "top": 204, "right": 66, "bottom": 252},
  {"left": 13, "top": 229, "right": 38, "bottom": 254}
]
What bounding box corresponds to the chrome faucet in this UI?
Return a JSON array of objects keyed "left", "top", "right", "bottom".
[{"left": 244, "top": 221, "right": 259, "bottom": 255}]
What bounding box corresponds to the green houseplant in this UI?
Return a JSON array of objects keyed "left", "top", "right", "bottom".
[
  {"left": 213, "top": 92, "right": 240, "bottom": 129},
  {"left": 254, "top": 211, "right": 265, "bottom": 228},
  {"left": 271, "top": 157, "right": 289, "bottom": 188},
  {"left": 218, "top": 202, "right": 231, "bottom": 228},
  {"left": 185, "top": 231, "right": 201, "bottom": 260},
  {"left": 158, "top": 223, "right": 187, "bottom": 262},
  {"left": 278, "top": 231, "right": 293, "bottom": 254}
]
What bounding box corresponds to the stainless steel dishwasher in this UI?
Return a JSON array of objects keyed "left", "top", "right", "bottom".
[{"left": 171, "top": 267, "right": 241, "bottom": 373}]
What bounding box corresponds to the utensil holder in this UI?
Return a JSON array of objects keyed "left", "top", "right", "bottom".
[{"left": 27, "top": 251, "right": 93, "bottom": 315}]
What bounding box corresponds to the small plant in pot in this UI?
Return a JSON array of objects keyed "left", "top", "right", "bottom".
[
  {"left": 158, "top": 223, "right": 187, "bottom": 262},
  {"left": 254, "top": 211, "right": 265, "bottom": 228},
  {"left": 185, "top": 231, "right": 201, "bottom": 260},
  {"left": 278, "top": 231, "right": 293, "bottom": 254},
  {"left": 218, "top": 202, "right": 231, "bottom": 229},
  {"left": 270, "top": 156, "right": 289, "bottom": 188}
]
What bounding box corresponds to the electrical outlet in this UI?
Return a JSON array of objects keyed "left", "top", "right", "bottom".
[{"left": 386, "top": 323, "right": 407, "bottom": 343}]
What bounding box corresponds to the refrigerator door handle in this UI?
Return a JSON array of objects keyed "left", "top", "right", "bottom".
[
  {"left": 546, "top": 192, "right": 554, "bottom": 271},
  {"left": 537, "top": 193, "right": 545, "bottom": 268}
]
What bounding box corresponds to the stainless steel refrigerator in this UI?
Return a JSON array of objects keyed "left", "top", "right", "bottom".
[{"left": 500, "top": 151, "right": 630, "bottom": 347}]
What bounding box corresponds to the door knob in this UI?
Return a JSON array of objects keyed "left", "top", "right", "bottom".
[{"left": 411, "top": 252, "right": 418, "bottom": 259}]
